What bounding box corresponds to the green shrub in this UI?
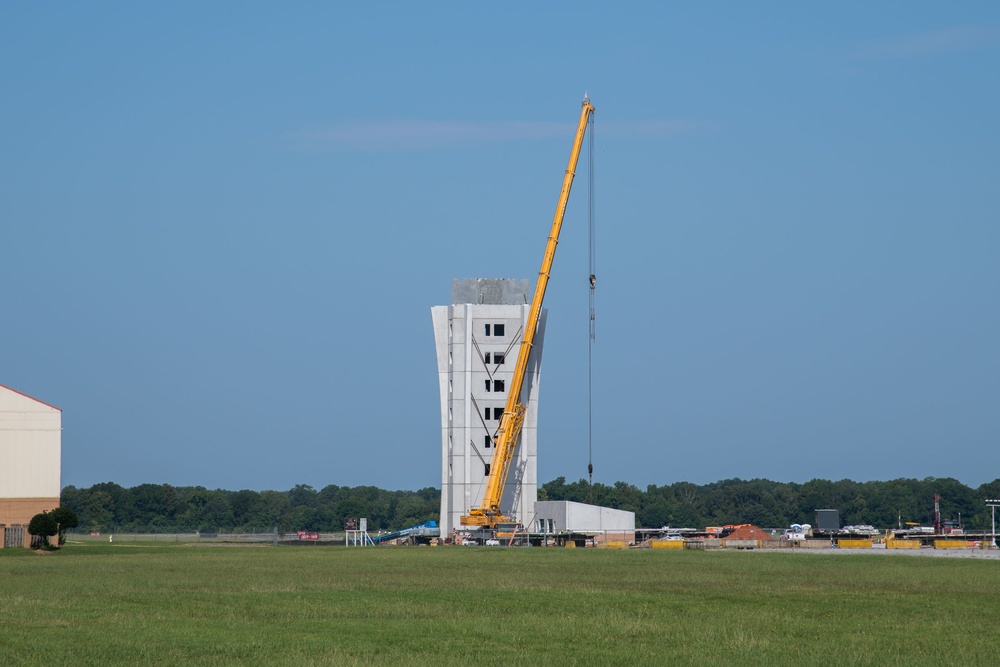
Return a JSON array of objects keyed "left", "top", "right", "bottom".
[{"left": 28, "top": 512, "right": 58, "bottom": 548}]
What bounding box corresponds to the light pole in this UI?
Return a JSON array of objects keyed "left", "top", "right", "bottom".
[{"left": 986, "top": 499, "right": 1000, "bottom": 549}]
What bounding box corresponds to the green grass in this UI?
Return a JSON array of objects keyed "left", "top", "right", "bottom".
[{"left": 2, "top": 544, "right": 998, "bottom": 665}]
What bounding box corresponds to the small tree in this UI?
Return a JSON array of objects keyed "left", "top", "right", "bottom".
[
  {"left": 51, "top": 507, "right": 79, "bottom": 545},
  {"left": 28, "top": 512, "right": 59, "bottom": 549}
]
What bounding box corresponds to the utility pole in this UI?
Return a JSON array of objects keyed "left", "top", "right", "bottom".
[
  {"left": 933, "top": 493, "right": 942, "bottom": 535},
  {"left": 986, "top": 499, "right": 999, "bottom": 548}
]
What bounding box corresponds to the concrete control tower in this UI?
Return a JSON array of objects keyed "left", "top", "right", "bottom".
[{"left": 431, "top": 278, "right": 546, "bottom": 537}]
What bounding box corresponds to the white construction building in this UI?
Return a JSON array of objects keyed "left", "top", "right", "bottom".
[
  {"left": 1, "top": 384, "right": 62, "bottom": 548},
  {"left": 535, "top": 500, "right": 636, "bottom": 544},
  {"left": 431, "top": 278, "right": 546, "bottom": 537}
]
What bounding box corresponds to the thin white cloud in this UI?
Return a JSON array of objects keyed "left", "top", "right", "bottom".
[
  {"left": 296, "top": 118, "right": 700, "bottom": 151},
  {"left": 600, "top": 119, "right": 703, "bottom": 139},
  {"left": 848, "top": 25, "right": 1000, "bottom": 60},
  {"left": 300, "top": 120, "right": 568, "bottom": 151}
]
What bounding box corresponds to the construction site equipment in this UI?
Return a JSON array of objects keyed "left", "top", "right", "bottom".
[
  {"left": 933, "top": 540, "right": 973, "bottom": 549},
  {"left": 836, "top": 538, "right": 873, "bottom": 549},
  {"left": 886, "top": 539, "right": 921, "bottom": 549},
  {"left": 651, "top": 540, "right": 685, "bottom": 549},
  {"left": 461, "top": 97, "right": 595, "bottom": 528},
  {"left": 371, "top": 520, "right": 440, "bottom": 545}
]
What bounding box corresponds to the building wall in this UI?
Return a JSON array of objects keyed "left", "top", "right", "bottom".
[
  {"left": 0, "top": 498, "right": 61, "bottom": 524},
  {"left": 0, "top": 385, "right": 62, "bottom": 532},
  {"left": 432, "top": 279, "right": 545, "bottom": 537},
  {"left": 535, "top": 500, "right": 636, "bottom": 543}
]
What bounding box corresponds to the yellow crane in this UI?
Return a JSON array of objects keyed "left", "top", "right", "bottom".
[{"left": 461, "top": 97, "right": 595, "bottom": 529}]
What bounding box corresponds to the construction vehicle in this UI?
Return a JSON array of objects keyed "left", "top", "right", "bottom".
[{"left": 460, "top": 97, "right": 595, "bottom": 529}]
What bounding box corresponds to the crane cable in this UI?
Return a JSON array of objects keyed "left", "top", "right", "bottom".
[{"left": 587, "top": 110, "right": 596, "bottom": 501}]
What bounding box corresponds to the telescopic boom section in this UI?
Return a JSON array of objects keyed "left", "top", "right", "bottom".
[{"left": 461, "top": 97, "right": 595, "bottom": 528}]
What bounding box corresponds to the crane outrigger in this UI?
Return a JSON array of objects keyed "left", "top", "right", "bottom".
[{"left": 460, "top": 97, "right": 595, "bottom": 529}]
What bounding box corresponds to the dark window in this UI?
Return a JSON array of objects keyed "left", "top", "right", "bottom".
[
  {"left": 485, "top": 379, "right": 491, "bottom": 392},
  {"left": 485, "top": 435, "right": 492, "bottom": 448},
  {"left": 493, "top": 379, "right": 505, "bottom": 392},
  {"left": 484, "top": 408, "right": 491, "bottom": 421},
  {"left": 484, "top": 352, "right": 491, "bottom": 364},
  {"left": 494, "top": 323, "right": 505, "bottom": 336},
  {"left": 484, "top": 463, "right": 491, "bottom": 476},
  {"left": 484, "top": 324, "right": 491, "bottom": 336},
  {"left": 493, "top": 353, "right": 505, "bottom": 365},
  {"left": 493, "top": 407, "right": 504, "bottom": 420}
]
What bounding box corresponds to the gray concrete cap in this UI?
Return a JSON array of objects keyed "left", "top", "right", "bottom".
[{"left": 452, "top": 278, "right": 531, "bottom": 305}]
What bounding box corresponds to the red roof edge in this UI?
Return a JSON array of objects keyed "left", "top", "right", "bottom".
[{"left": 0, "top": 384, "right": 62, "bottom": 412}]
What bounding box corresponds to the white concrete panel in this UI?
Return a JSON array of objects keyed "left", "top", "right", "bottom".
[
  {"left": 536, "top": 501, "right": 635, "bottom": 534},
  {"left": 0, "top": 385, "right": 62, "bottom": 498}
]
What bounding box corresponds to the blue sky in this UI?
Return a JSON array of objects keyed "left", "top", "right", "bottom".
[{"left": 3, "top": 3, "right": 998, "bottom": 492}]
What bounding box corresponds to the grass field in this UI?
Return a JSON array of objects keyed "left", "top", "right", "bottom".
[{"left": 2, "top": 543, "right": 999, "bottom": 666}]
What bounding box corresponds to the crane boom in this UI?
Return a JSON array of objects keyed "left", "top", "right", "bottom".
[{"left": 461, "top": 97, "right": 595, "bottom": 528}]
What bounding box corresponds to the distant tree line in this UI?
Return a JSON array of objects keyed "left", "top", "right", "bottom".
[
  {"left": 60, "top": 483, "right": 440, "bottom": 534},
  {"left": 62, "top": 476, "right": 1000, "bottom": 533}
]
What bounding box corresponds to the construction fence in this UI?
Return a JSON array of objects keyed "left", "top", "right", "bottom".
[{"left": 64, "top": 530, "right": 345, "bottom": 545}]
